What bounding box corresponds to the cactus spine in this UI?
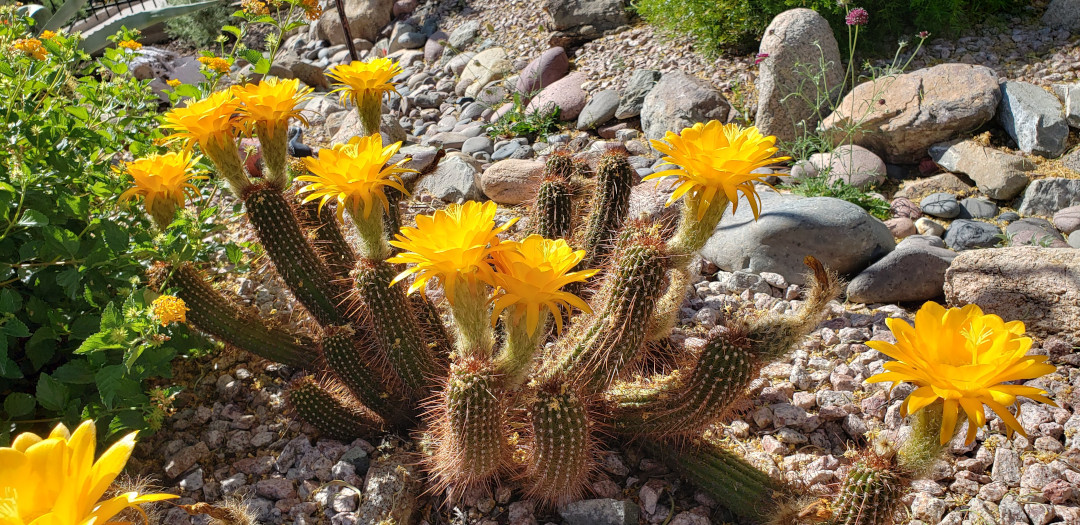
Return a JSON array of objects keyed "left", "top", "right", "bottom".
[
  {"left": 152, "top": 263, "right": 312, "bottom": 370},
  {"left": 578, "top": 150, "right": 634, "bottom": 270},
  {"left": 353, "top": 258, "right": 440, "bottom": 395},
  {"left": 295, "top": 197, "right": 357, "bottom": 283},
  {"left": 524, "top": 384, "right": 594, "bottom": 505},
  {"left": 319, "top": 326, "right": 413, "bottom": 428},
  {"left": 287, "top": 376, "right": 382, "bottom": 441},
  {"left": 828, "top": 455, "right": 905, "bottom": 525},
  {"left": 243, "top": 184, "right": 346, "bottom": 326},
  {"left": 430, "top": 362, "right": 506, "bottom": 491},
  {"left": 529, "top": 175, "right": 574, "bottom": 241}
]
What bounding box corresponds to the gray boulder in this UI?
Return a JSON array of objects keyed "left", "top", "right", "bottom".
[
  {"left": 1005, "top": 218, "right": 1067, "bottom": 247},
  {"left": 641, "top": 70, "right": 730, "bottom": 140},
  {"left": 846, "top": 236, "right": 956, "bottom": 303},
  {"left": 414, "top": 154, "right": 483, "bottom": 203},
  {"left": 1043, "top": 0, "right": 1080, "bottom": 31},
  {"left": 701, "top": 193, "right": 895, "bottom": 285},
  {"left": 614, "top": 69, "right": 661, "bottom": 119},
  {"left": 1052, "top": 83, "right": 1080, "bottom": 128},
  {"left": 315, "top": 0, "right": 393, "bottom": 45},
  {"left": 804, "top": 144, "right": 886, "bottom": 189},
  {"left": 755, "top": 8, "right": 843, "bottom": 144},
  {"left": 577, "top": 89, "right": 620, "bottom": 130},
  {"left": 543, "top": 0, "right": 629, "bottom": 32},
  {"left": 447, "top": 20, "right": 481, "bottom": 50},
  {"left": 928, "top": 139, "right": 1033, "bottom": 200},
  {"left": 944, "top": 220, "right": 1002, "bottom": 251},
  {"left": 1016, "top": 177, "right": 1080, "bottom": 217},
  {"left": 998, "top": 80, "right": 1069, "bottom": 158}
]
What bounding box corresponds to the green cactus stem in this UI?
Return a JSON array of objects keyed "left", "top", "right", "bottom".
[
  {"left": 320, "top": 325, "right": 414, "bottom": 428},
  {"left": 383, "top": 185, "right": 406, "bottom": 248},
  {"left": 828, "top": 455, "right": 906, "bottom": 525},
  {"left": 741, "top": 256, "right": 841, "bottom": 362},
  {"left": 288, "top": 376, "right": 382, "bottom": 441},
  {"left": 648, "top": 437, "right": 786, "bottom": 524},
  {"left": 543, "top": 224, "right": 668, "bottom": 392},
  {"left": 494, "top": 307, "right": 549, "bottom": 391},
  {"left": 609, "top": 334, "right": 755, "bottom": 436},
  {"left": 353, "top": 258, "right": 441, "bottom": 395},
  {"left": 524, "top": 383, "right": 594, "bottom": 505},
  {"left": 409, "top": 292, "right": 453, "bottom": 359},
  {"left": 242, "top": 183, "right": 346, "bottom": 326},
  {"left": 665, "top": 192, "right": 729, "bottom": 268},
  {"left": 578, "top": 149, "right": 634, "bottom": 270},
  {"left": 429, "top": 362, "right": 506, "bottom": 492},
  {"left": 294, "top": 195, "right": 357, "bottom": 283},
  {"left": 544, "top": 149, "right": 576, "bottom": 181},
  {"left": 151, "top": 263, "right": 312, "bottom": 370},
  {"left": 528, "top": 175, "right": 574, "bottom": 241},
  {"left": 646, "top": 267, "right": 690, "bottom": 342}
]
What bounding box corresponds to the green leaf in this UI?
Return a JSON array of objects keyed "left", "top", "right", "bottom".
[
  {"left": 226, "top": 243, "right": 244, "bottom": 265},
  {"left": 4, "top": 393, "right": 35, "bottom": 418},
  {"left": 174, "top": 84, "right": 200, "bottom": 99},
  {"left": 254, "top": 58, "right": 271, "bottom": 75},
  {"left": 282, "top": 20, "right": 308, "bottom": 32},
  {"left": 26, "top": 327, "right": 57, "bottom": 370},
  {"left": 240, "top": 48, "right": 264, "bottom": 65},
  {"left": 222, "top": 25, "right": 242, "bottom": 38},
  {"left": 56, "top": 267, "right": 81, "bottom": 297},
  {"left": 52, "top": 359, "right": 96, "bottom": 384},
  {"left": 101, "top": 302, "right": 122, "bottom": 331},
  {"left": 100, "top": 220, "right": 129, "bottom": 252},
  {"left": 36, "top": 373, "right": 69, "bottom": 412},
  {"left": 0, "top": 61, "right": 15, "bottom": 77},
  {"left": 17, "top": 209, "right": 48, "bottom": 227},
  {"left": 95, "top": 365, "right": 126, "bottom": 408},
  {"left": 0, "top": 289, "right": 22, "bottom": 314},
  {"left": 65, "top": 106, "right": 90, "bottom": 121},
  {"left": 1, "top": 318, "right": 30, "bottom": 338},
  {"left": 74, "top": 332, "right": 124, "bottom": 354}
]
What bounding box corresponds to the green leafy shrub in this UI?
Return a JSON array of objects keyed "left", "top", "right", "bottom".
[
  {"left": 782, "top": 171, "right": 891, "bottom": 220},
  {"left": 632, "top": 0, "right": 1020, "bottom": 56},
  {"left": 165, "top": 0, "right": 233, "bottom": 48},
  {"left": 0, "top": 16, "right": 224, "bottom": 441},
  {"left": 486, "top": 92, "right": 562, "bottom": 140}
]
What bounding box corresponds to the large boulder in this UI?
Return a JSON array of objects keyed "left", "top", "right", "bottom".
[
  {"left": 754, "top": 9, "right": 843, "bottom": 144},
  {"left": 799, "top": 144, "right": 886, "bottom": 189},
  {"left": 577, "top": 89, "right": 620, "bottom": 130},
  {"left": 700, "top": 193, "right": 895, "bottom": 285},
  {"left": 945, "top": 247, "right": 1080, "bottom": 345},
  {"left": 1043, "top": 0, "right": 1080, "bottom": 32},
  {"left": 1016, "top": 177, "right": 1080, "bottom": 217},
  {"left": 846, "top": 236, "right": 956, "bottom": 303},
  {"left": 820, "top": 63, "right": 1000, "bottom": 163},
  {"left": 641, "top": 70, "right": 730, "bottom": 140},
  {"left": 516, "top": 47, "right": 570, "bottom": 95},
  {"left": 316, "top": 0, "right": 393, "bottom": 45},
  {"left": 414, "top": 154, "right": 483, "bottom": 203},
  {"left": 614, "top": 69, "right": 661, "bottom": 120},
  {"left": 998, "top": 80, "right": 1069, "bottom": 158},
  {"left": 928, "top": 139, "right": 1033, "bottom": 200},
  {"left": 459, "top": 48, "right": 512, "bottom": 97},
  {"left": 481, "top": 159, "right": 545, "bottom": 204},
  {"left": 525, "top": 72, "right": 587, "bottom": 121},
  {"left": 543, "top": 0, "right": 629, "bottom": 32}
]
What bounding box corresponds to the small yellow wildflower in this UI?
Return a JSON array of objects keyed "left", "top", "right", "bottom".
[
  {"left": 166, "top": 79, "right": 182, "bottom": 88},
  {"left": 242, "top": 0, "right": 269, "bottom": 14},
  {"left": 151, "top": 295, "right": 189, "bottom": 326},
  {"left": 39, "top": 30, "right": 56, "bottom": 39},
  {"left": 117, "top": 39, "right": 142, "bottom": 51},
  {"left": 198, "top": 56, "right": 231, "bottom": 74},
  {"left": 300, "top": 0, "right": 323, "bottom": 20},
  {"left": 12, "top": 38, "right": 46, "bottom": 60}
]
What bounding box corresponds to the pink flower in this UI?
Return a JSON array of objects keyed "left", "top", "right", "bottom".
[
  {"left": 754, "top": 53, "right": 769, "bottom": 65},
  {"left": 918, "top": 30, "right": 930, "bottom": 39},
  {"left": 846, "top": 7, "right": 869, "bottom": 26}
]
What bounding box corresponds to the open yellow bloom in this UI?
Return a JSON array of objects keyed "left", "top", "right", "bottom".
[
  {"left": 488, "top": 235, "right": 598, "bottom": 335},
  {"left": 151, "top": 295, "right": 189, "bottom": 326},
  {"left": 162, "top": 90, "right": 248, "bottom": 194},
  {"left": 197, "top": 56, "right": 231, "bottom": 74},
  {"left": 119, "top": 151, "right": 204, "bottom": 227},
  {"left": 0, "top": 420, "right": 176, "bottom": 525},
  {"left": 297, "top": 135, "right": 414, "bottom": 221},
  {"left": 233, "top": 78, "right": 313, "bottom": 184},
  {"left": 388, "top": 201, "right": 517, "bottom": 302},
  {"left": 327, "top": 58, "right": 401, "bottom": 135},
  {"left": 866, "top": 302, "right": 1057, "bottom": 445},
  {"left": 645, "top": 121, "right": 788, "bottom": 220},
  {"left": 12, "top": 38, "right": 46, "bottom": 60}
]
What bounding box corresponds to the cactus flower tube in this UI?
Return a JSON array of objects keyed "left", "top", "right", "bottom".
[
  {"left": 298, "top": 135, "right": 415, "bottom": 260},
  {"left": 162, "top": 90, "right": 248, "bottom": 196},
  {"left": 233, "top": 78, "right": 313, "bottom": 187},
  {"left": 388, "top": 201, "right": 517, "bottom": 358},
  {"left": 327, "top": 58, "right": 402, "bottom": 137},
  {"left": 119, "top": 151, "right": 204, "bottom": 229},
  {"left": 0, "top": 420, "right": 176, "bottom": 524},
  {"left": 645, "top": 121, "right": 788, "bottom": 261}
]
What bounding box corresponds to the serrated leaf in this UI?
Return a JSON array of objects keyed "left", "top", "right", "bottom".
[
  {"left": 4, "top": 392, "right": 35, "bottom": 418},
  {"left": 0, "top": 289, "right": 22, "bottom": 314},
  {"left": 74, "top": 332, "right": 124, "bottom": 354},
  {"left": 283, "top": 20, "right": 308, "bottom": 32},
  {"left": 56, "top": 267, "right": 80, "bottom": 297},
  {"left": 17, "top": 209, "right": 48, "bottom": 227},
  {"left": 254, "top": 58, "right": 271, "bottom": 75},
  {"left": 65, "top": 106, "right": 90, "bottom": 121},
  {"left": 1, "top": 318, "right": 30, "bottom": 338},
  {"left": 95, "top": 365, "right": 126, "bottom": 408},
  {"left": 52, "top": 359, "right": 95, "bottom": 384},
  {"left": 222, "top": 25, "right": 242, "bottom": 38},
  {"left": 101, "top": 302, "right": 121, "bottom": 331},
  {"left": 100, "top": 220, "right": 129, "bottom": 252},
  {"left": 240, "top": 48, "right": 264, "bottom": 65},
  {"left": 36, "top": 373, "right": 68, "bottom": 412}
]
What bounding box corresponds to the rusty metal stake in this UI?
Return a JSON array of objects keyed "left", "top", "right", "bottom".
[{"left": 335, "top": 0, "right": 359, "bottom": 62}]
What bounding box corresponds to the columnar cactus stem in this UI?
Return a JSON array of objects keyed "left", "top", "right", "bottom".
[
  {"left": 578, "top": 150, "right": 634, "bottom": 270},
  {"left": 524, "top": 383, "right": 594, "bottom": 505},
  {"left": 243, "top": 183, "right": 346, "bottom": 326},
  {"left": 354, "top": 258, "right": 441, "bottom": 395},
  {"left": 494, "top": 308, "right": 549, "bottom": 391},
  {"left": 409, "top": 293, "right": 453, "bottom": 358},
  {"left": 295, "top": 197, "right": 357, "bottom": 283},
  {"left": 646, "top": 267, "right": 690, "bottom": 341},
  {"left": 351, "top": 209, "right": 390, "bottom": 261},
  {"left": 529, "top": 175, "right": 573, "bottom": 241},
  {"left": 448, "top": 284, "right": 494, "bottom": 359},
  {"left": 288, "top": 376, "right": 382, "bottom": 441},
  {"left": 151, "top": 263, "right": 312, "bottom": 370},
  {"left": 743, "top": 256, "right": 841, "bottom": 362},
  {"left": 828, "top": 455, "right": 906, "bottom": 525},
  {"left": 320, "top": 326, "right": 413, "bottom": 428},
  {"left": 544, "top": 225, "right": 668, "bottom": 392},
  {"left": 665, "top": 193, "right": 728, "bottom": 267},
  {"left": 429, "top": 361, "right": 506, "bottom": 492}
]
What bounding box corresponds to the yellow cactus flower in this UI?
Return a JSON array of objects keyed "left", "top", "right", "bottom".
[
  {"left": 162, "top": 90, "right": 248, "bottom": 195},
  {"left": 198, "top": 56, "right": 231, "bottom": 74},
  {"left": 488, "top": 235, "right": 598, "bottom": 335},
  {"left": 866, "top": 302, "right": 1057, "bottom": 445},
  {"left": 0, "top": 420, "right": 177, "bottom": 525},
  {"left": 645, "top": 120, "right": 789, "bottom": 221},
  {"left": 119, "top": 151, "right": 204, "bottom": 228},
  {"left": 233, "top": 78, "right": 313, "bottom": 185},
  {"left": 297, "top": 135, "right": 413, "bottom": 221},
  {"left": 117, "top": 39, "right": 142, "bottom": 51},
  {"left": 12, "top": 38, "right": 46, "bottom": 60},
  {"left": 388, "top": 201, "right": 517, "bottom": 302},
  {"left": 327, "top": 58, "right": 401, "bottom": 135},
  {"left": 151, "top": 295, "right": 189, "bottom": 326}
]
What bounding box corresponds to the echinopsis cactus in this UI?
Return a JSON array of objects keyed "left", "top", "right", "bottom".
[{"left": 119, "top": 58, "right": 1058, "bottom": 524}]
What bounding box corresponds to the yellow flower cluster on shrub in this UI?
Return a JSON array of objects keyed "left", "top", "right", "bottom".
[
  {"left": 151, "top": 295, "right": 189, "bottom": 326},
  {"left": 0, "top": 420, "right": 176, "bottom": 524},
  {"left": 198, "top": 56, "right": 230, "bottom": 74},
  {"left": 12, "top": 38, "right": 46, "bottom": 60},
  {"left": 117, "top": 39, "right": 142, "bottom": 51}
]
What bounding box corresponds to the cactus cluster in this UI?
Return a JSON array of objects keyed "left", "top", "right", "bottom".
[{"left": 133, "top": 73, "right": 994, "bottom": 524}]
